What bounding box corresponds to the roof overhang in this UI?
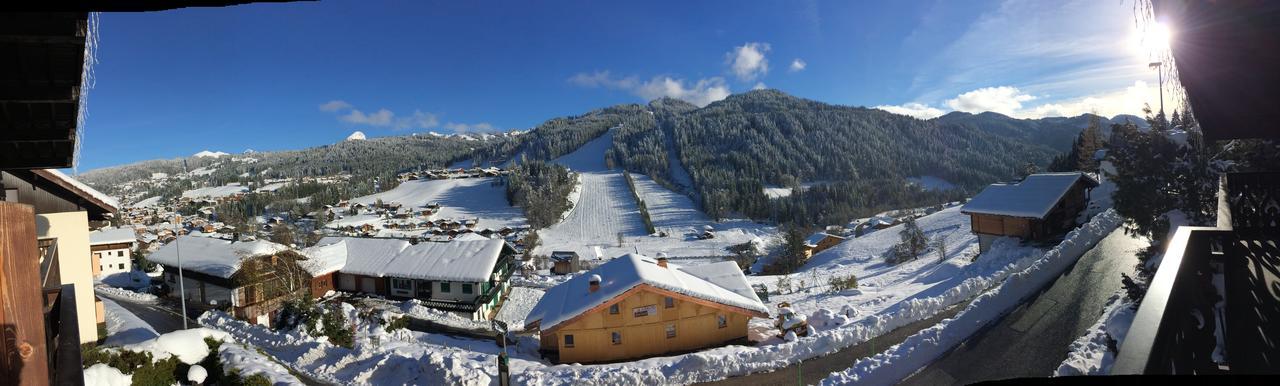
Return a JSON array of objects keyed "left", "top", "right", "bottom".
[
  {"left": 0, "top": 12, "right": 88, "bottom": 169},
  {"left": 1156, "top": 0, "right": 1280, "bottom": 141}
]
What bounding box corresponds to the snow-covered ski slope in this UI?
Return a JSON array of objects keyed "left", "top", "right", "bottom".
[
  {"left": 349, "top": 177, "right": 526, "bottom": 229},
  {"left": 534, "top": 129, "right": 773, "bottom": 260}
]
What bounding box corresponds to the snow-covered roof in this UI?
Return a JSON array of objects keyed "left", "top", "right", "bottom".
[
  {"left": 452, "top": 233, "right": 489, "bottom": 242},
  {"left": 90, "top": 227, "right": 136, "bottom": 246},
  {"left": 37, "top": 169, "right": 120, "bottom": 211},
  {"left": 961, "top": 172, "right": 1098, "bottom": 219},
  {"left": 147, "top": 235, "right": 288, "bottom": 278},
  {"left": 298, "top": 241, "right": 348, "bottom": 275},
  {"left": 804, "top": 232, "right": 844, "bottom": 247},
  {"left": 525, "top": 254, "right": 769, "bottom": 332},
  {"left": 313, "top": 237, "right": 410, "bottom": 278},
  {"left": 386, "top": 239, "right": 509, "bottom": 282}
]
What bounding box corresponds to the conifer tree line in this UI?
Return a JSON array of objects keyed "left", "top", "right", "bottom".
[
  {"left": 1106, "top": 107, "right": 1280, "bottom": 303},
  {"left": 503, "top": 161, "right": 576, "bottom": 229}
]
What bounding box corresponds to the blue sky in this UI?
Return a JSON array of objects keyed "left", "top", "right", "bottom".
[{"left": 77, "top": 0, "right": 1166, "bottom": 171}]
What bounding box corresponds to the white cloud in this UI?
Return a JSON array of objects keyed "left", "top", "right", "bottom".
[
  {"left": 396, "top": 110, "right": 440, "bottom": 130},
  {"left": 944, "top": 86, "right": 1036, "bottom": 116},
  {"left": 727, "top": 42, "right": 771, "bottom": 81},
  {"left": 567, "top": 70, "right": 638, "bottom": 89},
  {"left": 569, "top": 71, "right": 730, "bottom": 107},
  {"left": 634, "top": 76, "right": 731, "bottom": 107},
  {"left": 318, "top": 100, "right": 352, "bottom": 112},
  {"left": 340, "top": 108, "right": 394, "bottom": 126},
  {"left": 444, "top": 122, "right": 498, "bottom": 133},
  {"left": 1017, "top": 80, "right": 1158, "bottom": 119},
  {"left": 322, "top": 101, "right": 442, "bottom": 131},
  {"left": 789, "top": 58, "right": 807, "bottom": 72},
  {"left": 752, "top": 82, "right": 767, "bottom": 90},
  {"left": 874, "top": 103, "right": 947, "bottom": 119}
]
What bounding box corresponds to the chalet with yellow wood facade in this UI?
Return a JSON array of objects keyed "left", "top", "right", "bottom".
[{"left": 525, "top": 253, "right": 769, "bottom": 364}]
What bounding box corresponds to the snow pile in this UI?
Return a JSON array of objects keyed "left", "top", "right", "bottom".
[
  {"left": 120, "top": 328, "right": 231, "bottom": 364},
  {"left": 399, "top": 299, "right": 491, "bottom": 331},
  {"left": 83, "top": 364, "right": 132, "bottom": 386},
  {"left": 819, "top": 209, "right": 1123, "bottom": 386},
  {"left": 95, "top": 285, "right": 159, "bottom": 303},
  {"left": 218, "top": 342, "right": 306, "bottom": 385},
  {"left": 199, "top": 310, "right": 497, "bottom": 385},
  {"left": 346, "top": 131, "right": 367, "bottom": 141},
  {"left": 100, "top": 298, "right": 160, "bottom": 347},
  {"left": 1055, "top": 293, "right": 1136, "bottom": 376}
]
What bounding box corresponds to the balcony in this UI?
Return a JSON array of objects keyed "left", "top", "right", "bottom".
[{"left": 1114, "top": 172, "right": 1280, "bottom": 374}]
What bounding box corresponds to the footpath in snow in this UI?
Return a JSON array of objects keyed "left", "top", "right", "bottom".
[{"left": 820, "top": 209, "right": 1123, "bottom": 386}]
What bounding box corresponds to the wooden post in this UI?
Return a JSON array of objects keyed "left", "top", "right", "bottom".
[{"left": 0, "top": 202, "right": 50, "bottom": 386}]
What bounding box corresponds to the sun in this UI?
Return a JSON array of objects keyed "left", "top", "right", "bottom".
[{"left": 1132, "top": 22, "right": 1172, "bottom": 60}]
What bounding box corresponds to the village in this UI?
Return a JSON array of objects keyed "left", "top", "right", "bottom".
[
  {"left": 5, "top": 3, "right": 1274, "bottom": 386},
  {"left": 18, "top": 136, "right": 1121, "bottom": 386}
]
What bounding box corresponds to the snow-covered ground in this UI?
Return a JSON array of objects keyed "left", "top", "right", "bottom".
[
  {"left": 820, "top": 209, "right": 1123, "bottom": 386},
  {"left": 1054, "top": 292, "right": 1136, "bottom": 376},
  {"left": 182, "top": 183, "right": 248, "bottom": 199},
  {"left": 218, "top": 342, "right": 307, "bottom": 385},
  {"left": 130, "top": 195, "right": 163, "bottom": 208},
  {"left": 348, "top": 177, "right": 527, "bottom": 230},
  {"left": 534, "top": 130, "right": 774, "bottom": 260},
  {"left": 101, "top": 298, "right": 160, "bottom": 347},
  {"left": 494, "top": 287, "right": 545, "bottom": 331}
]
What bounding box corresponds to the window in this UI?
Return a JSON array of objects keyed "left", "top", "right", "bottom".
[
  {"left": 119, "top": 263, "right": 125, "bottom": 269},
  {"left": 392, "top": 278, "right": 413, "bottom": 290},
  {"left": 609, "top": 304, "right": 619, "bottom": 314},
  {"left": 462, "top": 283, "right": 473, "bottom": 294},
  {"left": 440, "top": 282, "right": 451, "bottom": 293},
  {"left": 717, "top": 314, "right": 728, "bottom": 329},
  {"left": 664, "top": 297, "right": 674, "bottom": 308},
  {"left": 118, "top": 251, "right": 124, "bottom": 257},
  {"left": 611, "top": 331, "right": 621, "bottom": 345},
  {"left": 564, "top": 334, "right": 575, "bottom": 348},
  {"left": 665, "top": 324, "right": 676, "bottom": 339}
]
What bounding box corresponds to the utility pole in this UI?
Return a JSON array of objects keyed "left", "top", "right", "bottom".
[
  {"left": 492, "top": 320, "right": 510, "bottom": 386},
  {"left": 1149, "top": 61, "right": 1165, "bottom": 120},
  {"left": 174, "top": 214, "right": 188, "bottom": 329}
]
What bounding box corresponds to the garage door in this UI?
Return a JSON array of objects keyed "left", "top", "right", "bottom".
[
  {"left": 339, "top": 274, "right": 356, "bottom": 291},
  {"left": 361, "top": 277, "right": 377, "bottom": 294}
]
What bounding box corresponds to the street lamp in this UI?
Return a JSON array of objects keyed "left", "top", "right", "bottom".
[
  {"left": 1149, "top": 61, "right": 1164, "bottom": 120},
  {"left": 173, "top": 214, "right": 189, "bottom": 329}
]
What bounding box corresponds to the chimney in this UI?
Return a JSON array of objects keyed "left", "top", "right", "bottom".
[
  {"left": 656, "top": 252, "right": 669, "bottom": 268},
  {"left": 588, "top": 274, "right": 601, "bottom": 293}
]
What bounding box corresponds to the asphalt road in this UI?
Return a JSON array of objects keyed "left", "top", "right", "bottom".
[
  {"left": 698, "top": 302, "right": 970, "bottom": 386},
  {"left": 899, "top": 227, "right": 1147, "bottom": 385},
  {"left": 111, "top": 297, "right": 196, "bottom": 334}
]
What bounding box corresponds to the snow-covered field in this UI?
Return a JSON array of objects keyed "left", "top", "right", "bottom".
[
  {"left": 347, "top": 177, "right": 527, "bottom": 230},
  {"left": 182, "top": 183, "right": 248, "bottom": 199},
  {"left": 1055, "top": 292, "right": 1136, "bottom": 376},
  {"left": 534, "top": 130, "right": 774, "bottom": 260},
  {"left": 820, "top": 209, "right": 1123, "bottom": 386}
]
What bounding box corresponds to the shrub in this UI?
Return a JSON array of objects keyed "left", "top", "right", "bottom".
[
  {"left": 276, "top": 297, "right": 321, "bottom": 334},
  {"left": 828, "top": 274, "right": 858, "bottom": 292},
  {"left": 321, "top": 305, "right": 355, "bottom": 348},
  {"left": 384, "top": 315, "right": 410, "bottom": 333}
]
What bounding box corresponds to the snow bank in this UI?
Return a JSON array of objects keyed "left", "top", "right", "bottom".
[
  {"left": 1054, "top": 293, "right": 1135, "bottom": 376},
  {"left": 100, "top": 298, "right": 159, "bottom": 347},
  {"left": 820, "top": 209, "right": 1123, "bottom": 386},
  {"left": 95, "top": 284, "right": 158, "bottom": 303},
  {"left": 218, "top": 342, "right": 306, "bottom": 385},
  {"left": 83, "top": 364, "right": 132, "bottom": 386},
  {"left": 120, "top": 327, "right": 231, "bottom": 365}
]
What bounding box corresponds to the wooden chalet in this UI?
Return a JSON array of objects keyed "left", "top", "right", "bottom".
[
  {"left": 961, "top": 172, "right": 1098, "bottom": 252},
  {"left": 803, "top": 232, "right": 847, "bottom": 258},
  {"left": 525, "top": 254, "right": 769, "bottom": 364},
  {"left": 148, "top": 235, "right": 296, "bottom": 326}
]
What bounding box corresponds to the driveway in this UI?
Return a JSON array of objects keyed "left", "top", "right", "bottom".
[
  {"left": 111, "top": 298, "right": 197, "bottom": 334},
  {"left": 899, "top": 227, "right": 1147, "bottom": 385}
]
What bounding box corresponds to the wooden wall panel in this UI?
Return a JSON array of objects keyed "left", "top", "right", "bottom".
[{"left": 0, "top": 202, "right": 49, "bottom": 386}]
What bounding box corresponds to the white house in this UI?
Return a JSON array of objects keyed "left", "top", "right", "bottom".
[
  {"left": 89, "top": 227, "right": 136, "bottom": 278},
  {"left": 312, "top": 236, "right": 517, "bottom": 320}
]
